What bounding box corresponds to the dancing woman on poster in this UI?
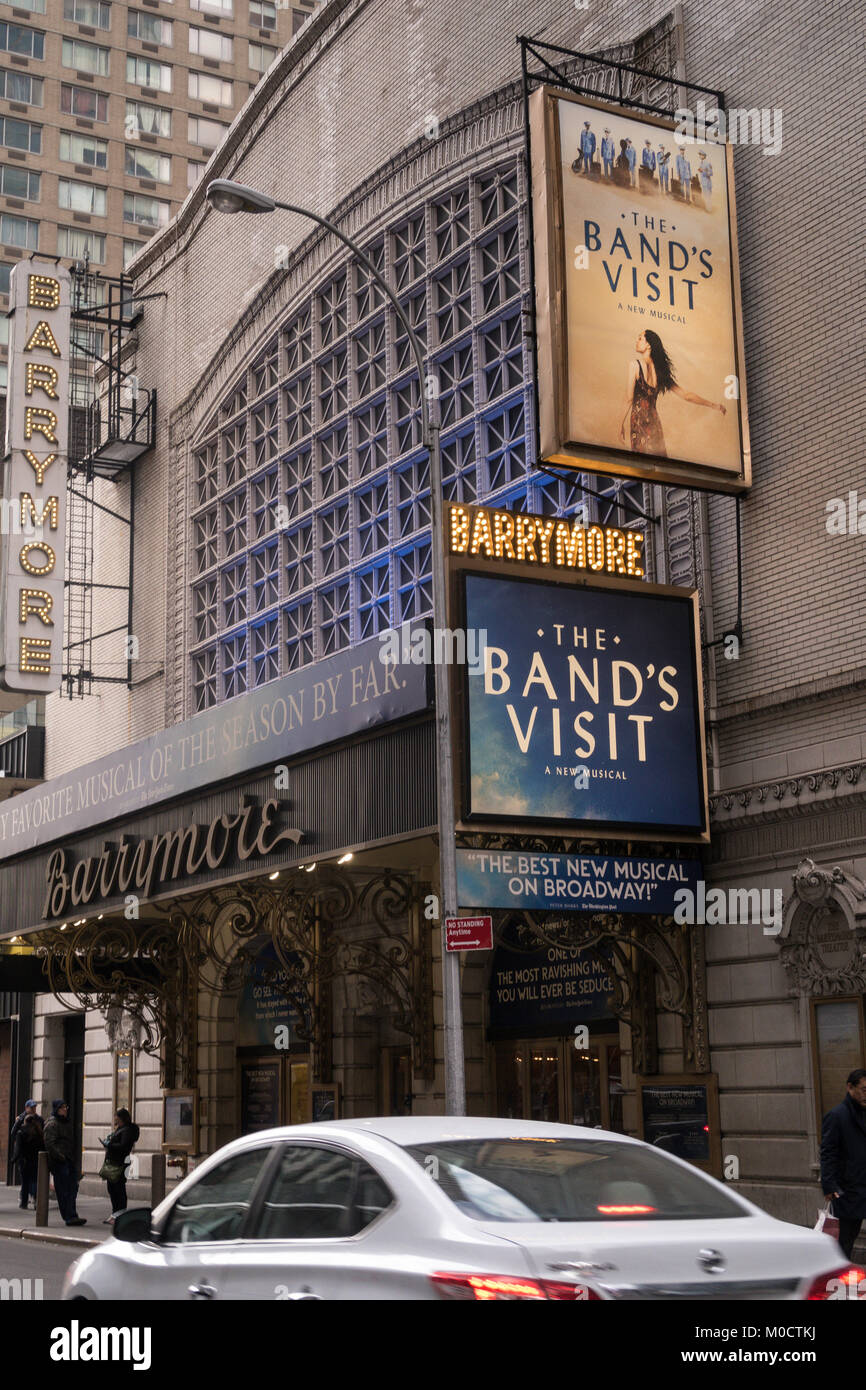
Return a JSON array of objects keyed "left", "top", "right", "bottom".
[{"left": 620, "top": 330, "right": 726, "bottom": 456}]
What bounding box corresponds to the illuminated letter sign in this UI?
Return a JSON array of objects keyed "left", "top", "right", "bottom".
[{"left": 0, "top": 260, "right": 71, "bottom": 694}]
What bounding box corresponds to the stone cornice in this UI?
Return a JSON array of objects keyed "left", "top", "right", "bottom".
[{"left": 710, "top": 762, "right": 866, "bottom": 829}]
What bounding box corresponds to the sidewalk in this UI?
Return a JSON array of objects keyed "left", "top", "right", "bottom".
[{"left": 0, "top": 1183, "right": 121, "bottom": 1249}]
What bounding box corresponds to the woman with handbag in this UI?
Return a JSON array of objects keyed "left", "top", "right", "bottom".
[{"left": 99, "top": 1108, "right": 140, "bottom": 1224}]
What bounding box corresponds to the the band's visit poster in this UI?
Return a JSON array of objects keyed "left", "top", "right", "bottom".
[
  {"left": 538, "top": 91, "right": 748, "bottom": 485},
  {"left": 462, "top": 572, "right": 707, "bottom": 840}
]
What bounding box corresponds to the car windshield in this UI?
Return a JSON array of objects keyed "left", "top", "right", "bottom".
[{"left": 403, "top": 1138, "right": 745, "bottom": 1223}]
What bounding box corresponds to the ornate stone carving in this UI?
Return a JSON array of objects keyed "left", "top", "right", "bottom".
[{"left": 779, "top": 858, "right": 866, "bottom": 996}]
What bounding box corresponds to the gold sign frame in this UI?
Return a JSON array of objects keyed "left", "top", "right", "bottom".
[{"left": 530, "top": 85, "right": 751, "bottom": 494}]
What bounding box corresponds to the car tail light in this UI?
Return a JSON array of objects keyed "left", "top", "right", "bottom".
[
  {"left": 805, "top": 1265, "right": 866, "bottom": 1300},
  {"left": 430, "top": 1272, "right": 601, "bottom": 1301}
]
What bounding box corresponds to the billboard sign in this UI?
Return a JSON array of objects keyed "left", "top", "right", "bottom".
[
  {"left": 0, "top": 259, "right": 71, "bottom": 694},
  {"left": 530, "top": 87, "right": 750, "bottom": 493},
  {"left": 457, "top": 848, "right": 701, "bottom": 915},
  {"left": 458, "top": 569, "right": 708, "bottom": 841}
]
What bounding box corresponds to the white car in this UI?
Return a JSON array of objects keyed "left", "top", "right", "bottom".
[{"left": 63, "top": 1116, "right": 862, "bottom": 1301}]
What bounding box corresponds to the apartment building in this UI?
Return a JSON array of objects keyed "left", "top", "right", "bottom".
[{"left": 0, "top": 0, "right": 318, "bottom": 389}]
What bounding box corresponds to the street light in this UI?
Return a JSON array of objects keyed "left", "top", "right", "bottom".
[{"left": 207, "top": 179, "right": 467, "bottom": 1114}]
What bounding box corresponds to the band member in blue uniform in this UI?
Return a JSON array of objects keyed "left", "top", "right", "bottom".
[
  {"left": 577, "top": 120, "right": 596, "bottom": 175},
  {"left": 625, "top": 138, "right": 637, "bottom": 187},
  {"left": 697, "top": 151, "right": 714, "bottom": 210},
  {"left": 601, "top": 128, "right": 615, "bottom": 179},
  {"left": 657, "top": 144, "right": 671, "bottom": 193},
  {"left": 675, "top": 150, "right": 692, "bottom": 201}
]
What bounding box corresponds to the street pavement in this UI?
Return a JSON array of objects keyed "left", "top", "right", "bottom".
[
  {"left": 0, "top": 1182, "right": 127, "bottom": 1248},
  {"left": 0, "top": 1234, "right": 80, "bottom": 1300}
]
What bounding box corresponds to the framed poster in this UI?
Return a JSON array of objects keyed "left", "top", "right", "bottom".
[
  {"left": 636, "top": 1073, "right": 721, "bottom": 1176},
  {"left": 309, "top": 1083, "right": 340, "bottom": 1123},
  {"left": 451, "top": 563, "right": 708, "bottom": 842},
  {"left": 162, "top": 1088, "right": 199, "bottom": 1154},
  {"left": 530, "top": 86, "right": 750, "bottom": 493},
  {"left": 239, "top": 1059, "right": 282, "bottom": 1136},
  {"left": 113, "top": 1051, "right": 133, "bottom": 1116}
]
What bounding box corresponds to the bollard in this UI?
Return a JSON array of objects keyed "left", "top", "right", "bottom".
[
  {"left": 35, "top": 1150, "right": 49, "bottom": 1226},
  {"left": 151, "top": 1152, "right": 166, "bottom": 1207}
]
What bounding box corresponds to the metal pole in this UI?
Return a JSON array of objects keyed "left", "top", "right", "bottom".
[
  {"left": 150, "top": 1151, "right": 166, "bottom": 1207},
  {"left": 271, "top": 199, "right": 467, "bottom": 1114},
  {"left": 35, "top": 1149, "right": 49, "bottom": 1226}
]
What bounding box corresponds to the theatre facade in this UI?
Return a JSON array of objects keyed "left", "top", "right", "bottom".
[{"left": 0, "top": 0, "right": 860, "bottom": 1237}]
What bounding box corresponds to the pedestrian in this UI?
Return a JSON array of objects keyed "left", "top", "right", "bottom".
[
  {"left": 821, "top": 1067, "right": 866, "bottom": 1260},
  {"left": 98, "top": 1108, "right": 140, "bottom": 1223},
  {"left": 10, "top": 1100, "right": 43, "bottom": 1211},
  {"left": 42, "top": 1099, "right": 86, "bottom": 1227}
]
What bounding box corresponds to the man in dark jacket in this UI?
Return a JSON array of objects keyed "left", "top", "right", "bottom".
[
  {"left": 42, "top": 1099, "right": 86, "bottom": 1227},
  {"left": 821, "top": 1067, "right": 866, "bottom": 1259},
  {"left": 10, "top": 1100, "right": 43, "bottom": 1210}
]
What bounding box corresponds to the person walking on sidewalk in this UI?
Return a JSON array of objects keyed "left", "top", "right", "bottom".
[
  {"left": 43, "top": 1099, "right": 86, "bottom": 1227},
  {"left": 99, "top": 1108, "right": 140, "bottom": 1223},
  {"left": 10, "top": 1100, "right": 43, "bottom": 1210},
  {"left": 820, "top": 1067, "right": 866, "bottom": 1260}
]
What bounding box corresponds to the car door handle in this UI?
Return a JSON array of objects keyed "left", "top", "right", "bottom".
[{"left": 188, "top": 1283, "right": 218, "bottom": 1300}]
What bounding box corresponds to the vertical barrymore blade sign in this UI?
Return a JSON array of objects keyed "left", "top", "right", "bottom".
[{"left": 0, "top": 259, "right": 71, "bottom": 693}]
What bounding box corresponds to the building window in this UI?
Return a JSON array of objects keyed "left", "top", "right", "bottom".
[
  {"left": 283, "top": 448, "right": 313, "bottom": 522},
  {"left": 395, "top": 455, "right": 430, "bottom": 538},
  {"left": 187, "top": 160, "right": 205, "bottom": 190},
  {"left": 283, "top": 599, "right": 313, "bottom": 671},
  {"left": 188, "top": 115, "right": 229, "bottom": 149},
  {"left": 63, "top": 0, "right": 110, "bottom": 28},
  {"left": 194, "top": 441, "right": 220, "bottom": 505},
  {"left": 250, "top": 0, "right": 276, "bottom": 28},
  {"left": 248, "top": 40, "right": 275, "bottom": 73},
  {"left": 58, "top": 177, "right": 106, "bottom": 215},
  {"left": 392, "top": 215, "right": 425, "bottom": 291},
  {"left": 0, "top": 165, "right": 39, "bottom": 201},
  {"left": 252, "top": 465, "right": 279, "bottom": 539},
  {"left": 813, "top": 998, "right": 865, "bottom": 1126},
  {"left": 355, "top": 397, "right": 387, "bottom": 479},
  {"left": 284, "top": 521, "right": 314, "bottom": 595},
  {"left": 251, "top": 614, "right": 279, "bottom": 685},
  {"left": 319, "top": 580, "right": 350, "bottom": 654},
  {"left": 319, "top": 502, "right": 350, "bottom": 577},
  {"left": 0, "top": 213, "right": 38, "bottom": 249},
  {"left": 193, "top": 646, "right": 218, "bottom": 710},
  {"left": 127, "top": 10, "right": 172, "bottom": 44},
  {"left": 484, "top": 401, "right": 527, "bottom": 492},
  {"left": 251, "top": 542, "right": 278, "bottom": 614},
  {"left": 190, "top": 0, "right": 233, "bottom": 14},
  {"left": 59, "top": 130, "right": 107, "bottom": 167},
  {"left": 355, "top": 480, "right": 388, "bottom": 557},
  {"left": 480, "top": 310, "right": 523, "bottom": 401},
  {"left": 396, "top": 541, "right": 431, "bottom": 621},
  {"left": 6, "top": 0, "right": 45, "bottom": 12},
  {"left": 193, "top": 577, "right": 218, "bottom": 641},
  {"left": 291, "top": 8, "right": 308, "bottom": 35},
  {"left": 441, "top": 428, "right": 477, "bottom": 503},
  {"left": 126, "top": 99, "right": 171, "bottom": 139},
  {"left": 188, "top": 71, "right": 233, "bottom": 106},
  {"left": 123, "top": 192, "right": 171, "bottom": 228},
  {"left": 0, "top": 71, "right": 43, "bottom": 105},
  {"left": 125, "top": 146, "right": 170, "bottom": 183},
  {"left": 221, "top": 558, "right": 247, "bottom": 629},
  {"left": 127, "top": 56, "right": 172, "bottom": 92},
  {"left": 0, "top": 264, "right": 12, "bottom": 295},
  {"left": 356, "top": 561, "right": 390, "bottom": 639},
  {"left": 221, "top": 632, "right": 247, "bottom": 699},
  {"left": 60, "top": 83, "right": 108, "bottom": 121},
  {"left": 62, "top": 38, "right": 109, "bottom": 74},
  {"left": 0, "top": 22, "right": 45, "bottom": 59},
  {"left": 188, "top": 26, "right": 233, "bottom": 61},
  {"left": 123, "top": 239, "right": 144, "bottom": 269},
  {"left": 319, "top": 425, "right": 349, "bottom": 499},
  {"left": 56, "top": 226, "right": 105, "bottom": 262},
  {"left": 436, "top": 340, "right": 474, "bottom": 428}
]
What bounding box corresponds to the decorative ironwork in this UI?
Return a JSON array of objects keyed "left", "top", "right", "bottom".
[
  {"left": 490, "top": 906, "right": 706, "bottom": 1074},
  {"left": 31, "top": 863, "right": 434, "bottom": 1088}
]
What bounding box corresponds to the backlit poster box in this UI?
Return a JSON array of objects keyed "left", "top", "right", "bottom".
[
  {"left": 0, "top": 259, "right": 72, "bottom": 694},
  {"left": 530, "top": 86, "right": 751, "bottom": 493},
  {"left": 457, "top": 570, "right": 708, "bottom": 843}
]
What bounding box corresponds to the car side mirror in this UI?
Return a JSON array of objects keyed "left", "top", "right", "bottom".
[{"left": 112, "top": 1207, "right": 154, "bottom": 1243}]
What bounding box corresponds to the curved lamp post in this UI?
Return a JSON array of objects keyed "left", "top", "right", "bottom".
[{"left": 206, "top": 180, "right": 466, "bottom": 1115}]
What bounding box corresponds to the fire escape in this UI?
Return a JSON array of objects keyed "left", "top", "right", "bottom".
[{"left": 65, "top": 263, "right": 157, "bottom": 697}]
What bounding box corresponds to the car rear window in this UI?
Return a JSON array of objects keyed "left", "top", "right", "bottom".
[{"left": 403, "top": 1138, "right": 744, "bottom": 1222}]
